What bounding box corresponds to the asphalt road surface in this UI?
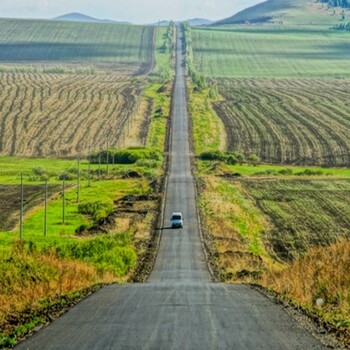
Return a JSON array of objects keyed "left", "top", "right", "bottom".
[{"left": 16, "top": 30, "right": 327, "bottom": 350}]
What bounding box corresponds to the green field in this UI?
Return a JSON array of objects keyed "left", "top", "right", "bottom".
[
  {"left": 191, "top": 26, "right": 350, "bottom": 78},
  {"left": 0, "top": 18, "right": 154, "bottom": 73}
]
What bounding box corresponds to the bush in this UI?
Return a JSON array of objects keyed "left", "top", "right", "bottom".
[
  {"left": 32, "top": 167, "right": 46, "bottom": 176},
  {"left": 279, "top": 168, "right": 293, "bottom": 175},
  {"left": 199, "top": 151, "right": 238, "bottom": 165},
  {"left": 58, "top": 172, "right": 75, "bottom": 181},
  {"left": 295, "top": 169, "right": 323, "bottom": 176},
  {"left": 78, "top": 202, "right": 114, "bottom": 222},
  {"left": 90, "top": 148, "right": 162, "bottom": 165}
]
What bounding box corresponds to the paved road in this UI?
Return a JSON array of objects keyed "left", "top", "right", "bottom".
[{"left": 17, "top": 30, "right": 326, "bottom": 350}]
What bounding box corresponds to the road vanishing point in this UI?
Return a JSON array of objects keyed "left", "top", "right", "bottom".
[{"left": 17, "top": 30, "right": 327, "bottom": 350}]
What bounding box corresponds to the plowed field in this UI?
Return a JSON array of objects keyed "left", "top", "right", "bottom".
[
  {"left": 0, "top": 73, "right": 149, "bottom": 157},
  {"left": 244, "top": 178, "right": 350, "bottom": 261},
  {"left": 214, "top": 78, "right": 350, "bottom": 167}
]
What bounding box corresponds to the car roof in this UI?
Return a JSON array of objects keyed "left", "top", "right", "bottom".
[{"left": 171, "top": 212, "right": 182, "bottom": 216}]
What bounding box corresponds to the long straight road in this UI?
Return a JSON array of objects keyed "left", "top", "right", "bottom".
[{"left": 17, "top": 30, "right": 326, "bottom": 350}]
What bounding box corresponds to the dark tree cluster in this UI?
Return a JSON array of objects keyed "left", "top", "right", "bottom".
[
  {"left": 333, "top": 22, "right": 350, "bottom": 30},
  {"left": 319, "top": 0, "right": 350, "bottom": 8}
]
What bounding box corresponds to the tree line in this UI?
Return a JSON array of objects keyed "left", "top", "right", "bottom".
[{"left": 319, "top": 0, "right": 350, "bottom": 8}]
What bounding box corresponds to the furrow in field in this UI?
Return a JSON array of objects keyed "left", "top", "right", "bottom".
[
  {"left": 0, "top": 73, "right": 147, "bottom": 157},
  {"left": 214, "top": 78, "right": 350, "bottom": 166}
]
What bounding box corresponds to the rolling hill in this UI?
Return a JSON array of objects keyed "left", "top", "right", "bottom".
[
  {"left": 0, "top": 18, "right": 154, "bottom": 73},
  {"left": 54, "top": 12, "right": 130, "bottom": 24},
  {"left": 151, "top": 18, "right": 213, "bottom": 26},
  {"left": 214, "top": 0, "right": 349, "bottom": 25}
]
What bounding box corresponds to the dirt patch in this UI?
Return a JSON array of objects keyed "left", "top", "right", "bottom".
[{"left": 0, "top": 185, "right": 60, "bottom": 231}]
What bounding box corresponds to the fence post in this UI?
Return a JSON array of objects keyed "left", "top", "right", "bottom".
[
  {"left": 62, "top": 178, "right": 66, "bottom": 224},
  {"left": 98, "top": 145, "right": 101, "bottom": 181},
  {"left": 20, "top": 172, "right": 24, "bottom": 239},
  {"left": 88, "top": 147, "right": 91, "bottom": 188},
  {"left": 77, "top": 157, "right": 80, "bottom": 203},
  {"left": 44, "top": 179, "right": 48, "bottom": 237},
  {"left": 106, "top": 137, "right": 109, "bottom": 175}
]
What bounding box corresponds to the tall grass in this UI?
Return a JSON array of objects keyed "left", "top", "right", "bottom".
[
  {"left": 262, "top": 240, "right": 350, "bottom": 327},
  {"left": 0, "top": 234, "right": 136, "bottom": 323}
]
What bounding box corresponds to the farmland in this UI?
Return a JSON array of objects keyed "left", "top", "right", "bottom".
[
  {"left": 244, "top": 178, "right": 350, "bottom": 261},
  {"left": 0, "top": 73, "right": 149, "bottom": 157},
  {"left": 0, "top": 18, "right": 154, "bottom": 74},
  {"left": 213, "top": 78, "right": 350, "bottom": 167},
  {"left": 191, "top": 26, "right": 350, "bottom": 78}
]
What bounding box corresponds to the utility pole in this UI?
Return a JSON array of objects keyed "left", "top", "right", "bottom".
[
  {"left": 77, "top": 157, "right": 80, "bottom": 203},
  {"left": 98, "top": 145, "right": 101, "bottom": 180},
  {"left": 106, "top": 137, "right": 109, "bottom": 175},
  {"left": 44, "top": 179, "right": 48, "bottom": 237},
  {"left": 88, "top": 147, "right": 91, "bottom": 188},
  {"left": 62, "top": 177, "right": 66, "bottom": 224},
  {"left": 20, "top": 172, "right": 24, "bottom": 239}
]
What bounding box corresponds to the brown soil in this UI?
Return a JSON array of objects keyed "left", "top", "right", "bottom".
[
  {"left": 0, "top": 184, "right": 60, "bottom": 231},
  {"left": 0, "top": 73, "right": 149, "bottom": 157}
]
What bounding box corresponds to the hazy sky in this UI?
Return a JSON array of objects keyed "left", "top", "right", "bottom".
[{"left": 0, "top": 0, "right": 262, "bottom": 24}]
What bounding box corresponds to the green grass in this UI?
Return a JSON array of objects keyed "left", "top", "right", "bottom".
[
  {"left": 0, "top": 179, "right": 147, "bottom": 243},
  {"left": 199, "top": 160, "right": 350, "bottom": 178},
  {"left": 153, "top": 26, "right": 175, "bottom": 80},
  {"left": 192, "top": 26, "right": 350, "bottom": 78},
  {"left": 145, "top": 83, "right": 171, "bottom": 152},
  {"left": 0, "top": 156, "right": 151, "bottom": 243},
  {"left": 0, "top": 18, "right": 154, "bottom": 68},
  {"left": 189, "top": 88, "right": 225, "bottom": 154},
  {"left": 0, "top": 156, "right": 161, "bottom": 184}
]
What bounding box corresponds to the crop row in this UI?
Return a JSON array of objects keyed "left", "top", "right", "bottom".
[
  {"left": 0, "top": 73, "right": 147, "bottom": 157},
  {"left": 214, "top": 78, "right": 350, "bottom": 167},
  {"left": 244, "top": 178, "right": 350, "bottom": 261},
  {"left": 0, "top": 19, "right": 154, "bottom": 74},
  {"left": 191, "top": 26, "right": 350, "bottom": 78}
]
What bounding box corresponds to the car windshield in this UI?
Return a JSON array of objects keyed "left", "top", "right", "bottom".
[{"left": 171, "top": 215, "right": 182, "bottom": 220}]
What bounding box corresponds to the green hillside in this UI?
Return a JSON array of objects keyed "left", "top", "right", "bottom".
[
  {"left": 191, "top": 26, "right": 350, "bottom": 78},
  {"left": 215, "top": 0, "right": 349, "bottom": 25},
  {"left": 0, "top": 18, "right": 154, "bottom": 71}
]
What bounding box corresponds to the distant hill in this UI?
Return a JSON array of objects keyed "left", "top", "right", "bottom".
[
  {"left": 214, "top": 0, "right": 347, "bottom": 25},
  {"left": 186, "top": 18, "right": 214, "bottom": 26},
  {"left": 151, "top": 18, "right": 213, "bottom": 26},
  {"left": 54, "top": 13, "right": 130, "bottom": 25}
]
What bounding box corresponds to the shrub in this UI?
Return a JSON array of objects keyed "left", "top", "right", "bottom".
[
  {"left": 90, "top": 148, "right": 162, "bottom": 165},
  {"left": 199, "top": 151, "right": 238, "bottom": 164},
  {"left": 78, "top": 202, "right": 114, "bottom": 222},
  {"left": 295, "top": 169, "right": 323, "bottom": 176},
  {"left": 58, "top": 172, "right": 75, "bottom": 181},
  {"left": 32, "top": 167, "right": 46, "bottom": 176}
]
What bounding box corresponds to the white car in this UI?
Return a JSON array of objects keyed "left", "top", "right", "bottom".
[{"left": 170, "top": 212, "right": 183, "bottom": 229}]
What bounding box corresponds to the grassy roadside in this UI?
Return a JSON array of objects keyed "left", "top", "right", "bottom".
[{"left": 188, "top": 87, "right": 226, "bottom": 154}]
